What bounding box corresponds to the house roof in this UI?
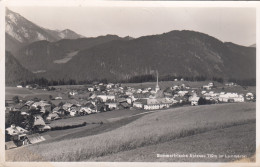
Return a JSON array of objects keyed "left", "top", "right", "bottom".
[
  {"left": 34, "top": 115, "right": 46, "bottom": 126},
  {"left": 6, "top": 125, "right": 28, "bottom": 135}
]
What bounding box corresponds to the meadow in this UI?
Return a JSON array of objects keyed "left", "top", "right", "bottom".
[
  {"left": 6, "top": 102, "right": 255, "bottom": 161},
  {"left": 91, "top": 122, "right": 255, "bottom": 162}
]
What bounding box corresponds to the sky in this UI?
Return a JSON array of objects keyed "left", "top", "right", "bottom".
[{"left": 7, "top": 6, "right": 256, "bottom": 46}]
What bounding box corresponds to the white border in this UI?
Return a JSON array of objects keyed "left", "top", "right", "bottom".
[{"left": 0, "top": 1, "right": 259, "bottom": 167}]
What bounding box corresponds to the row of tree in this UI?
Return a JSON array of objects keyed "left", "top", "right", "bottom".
[{"left": 8, "top": 75, "right": 256, "bottom": 87}]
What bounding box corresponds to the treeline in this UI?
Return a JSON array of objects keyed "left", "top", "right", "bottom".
[
  {"left": 8, "top": 75, "right": 255, "bottom": 87},
  {"left": 228, "top": 78, "right": 256, "bottom": 86}
]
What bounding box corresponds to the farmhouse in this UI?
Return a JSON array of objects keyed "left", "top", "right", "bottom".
[{"left": 5, "top": 124, "right": 29, "bottom": 148}]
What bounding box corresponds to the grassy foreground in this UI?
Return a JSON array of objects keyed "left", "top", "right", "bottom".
[
  {"left": 6, "top": 102, "right": 255, "bottom": 161},
  {"left": 90, "top": 122, "right": 255, "bottom": 162}
]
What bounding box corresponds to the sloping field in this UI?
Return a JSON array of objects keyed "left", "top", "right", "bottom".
[
  {"left": 6, "top": 102, "right": 255, "bottom": 161},
  {"left": 90, "top": 122, "right": 255, "bottom": 162}
]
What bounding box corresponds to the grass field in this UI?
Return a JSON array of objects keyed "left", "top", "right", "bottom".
[
  {"left": 6, "top": 102, "right": 255, "bottom": 161},
  {"left": 48, "top": 109, "right": 145, "bottom": 127},
  {"left": 5, "top": 87, "right": 62, "bottom": 101},
  {"left": 90, "top": 122, "right": 255, "bottom": 162}
]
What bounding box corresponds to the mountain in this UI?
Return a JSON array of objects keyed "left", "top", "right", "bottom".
[
  {"left": 5, "top": 51, "right": 36, "bottom": 86},
  {"left": 5, "top": 8, "right": 84, "bottom": 53},
  {"left": 43, "top": 28, "right": 84, "bottom": 40},
  {"left": 15, "top": 30, "right": 256, "bottom": 82},
  {"left": 14, "top": 35, "right": 128, "bottom": 73}
]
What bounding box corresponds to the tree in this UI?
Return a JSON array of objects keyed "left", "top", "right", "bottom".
[
  {"left": 58, "top": 102, "right": 64, "bottom": 107},
  {"left": 7, "top": 111, "right": 24, "bottom": 127},
  {"left": 25, "top": 108, "right": 41, "bottom": 131},
  {"left": 12, "top": 96, "right": 20, "bottom": 104},
  {"left": 49, "top": 95, "right": 53, "bottom": 100},
  {"left": 198, "top": 97, "right": 207, "bottom": 105}
]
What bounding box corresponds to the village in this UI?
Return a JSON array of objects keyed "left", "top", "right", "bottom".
[{"left": 5, "top": 74, "right": 256, "bottom": 150}]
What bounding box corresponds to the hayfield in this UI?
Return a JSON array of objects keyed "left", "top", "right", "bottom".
[
  {"left": 6, "top": 102, "right": 255, "bottom": 161},
  {"left": 91, "top": 122, "right": 255, "bottom": 162}
]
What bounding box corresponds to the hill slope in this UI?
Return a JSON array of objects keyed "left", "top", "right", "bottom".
[
  {"left": 5, "top": 51, "right": 35, "bottom": 85},
  {"left": 15, "top": 35, "right": 128, "bottom": 73},
  {"left": 40, "top": 30, "right": 256, "bottom": 81}
]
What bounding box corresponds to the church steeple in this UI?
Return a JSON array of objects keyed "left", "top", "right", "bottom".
[{"left": 155, "top": 70, "right": 160, "bottom": 92}]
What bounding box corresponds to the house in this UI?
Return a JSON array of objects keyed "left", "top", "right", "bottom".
[
  {"left": 46, "top": 113, "right": 61, "bottom": 121},
  {"left": 6, "top": 124, "right": 29, "bottom": 148},
  {"left": 55, "top": 96, "right": 62, "bottom": 100},
  {"left": 126, "top": 97, "right": 132, "bottom": 104},
  {"left": 143, "top": 98, "right": 172, "bottom": 110},
  {"left": 246, "top": 92, "right": 254, "bottom": 101},
  {"left": 133, "top": 99, "right": 147, "bottom": 109},
  {"left": 97, "top": 95, "right": 116, "bottom": 102},
  {"left": 6, "top": 124, "right": 28, "bottom": 137},
  {"left": 225, "top": 82, "right": 235, "bottom": 87},
  {"left": 69, "top": 90, "right": 78, "bottom": 96},
  {"left": 25, "top": 100, "right": 34, "bottom": 107},
  {"left": 105, "top": 103, "right": 117, "bottom": 110},
  {"left": 177, "top": 91, "right": 188, "bottom": 96},
  {"left": 118, "top": 102, "right": 130, "bottom": 109},
  {"left": 32, "top": 101, "right": 51, "bottom": 113},
  {"left": 80, "top": 106, "right": 96, "bottom": 115},
  {"left": 88, "top": 87, "right": 95, "bottom": 92},
  {"left": 218, "top": 93, "right": 244, "bottom": 103},
  {"left": 62, "top": 103, "right": 76, "bottom": 111},
  {"left": 25, "top": 85, "right": 32, "bottom": 89},
  {"left": 34, "top": 115, "right": 51, "bottom": 132},
  {"left": 189, "top": 96, "right": 200, "bottom": 106},
  {"left": 106, "top": 83, "right": 114, "bottom": 89},
  {"left": 208, "top": 82, "right": 214, "bottom": 87},
  {"left": 203, "top": 85, "right": 211, "bottom": 90}
]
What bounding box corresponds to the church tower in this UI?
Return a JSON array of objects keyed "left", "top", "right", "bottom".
[{"left": 155, "top": 70, "right": 160, "bottom": 92}]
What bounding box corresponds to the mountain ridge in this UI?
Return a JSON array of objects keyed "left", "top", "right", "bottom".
[
  {"left": 5, "top": 8, "right": 84, "bottom": 53},
  {"left": 16, "top": 30, "right": 255, "bottom": 82}
]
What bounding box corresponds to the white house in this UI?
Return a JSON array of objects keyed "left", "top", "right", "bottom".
[
  {"left": 105, "top": 103, "right": 117, "bottom": 109},
  {"left": 143, "top": 98, "right": 172, "bottom": 110},
  {"left": 189, "top": 96, "right": 200, "bottom": 106},
  {"left": 88, "top": 87, "right": 94, "bottom": 92},
  {"left": 218, "top": 93, "right": 244, "bottom": 102},
  {"left": 97, "top": 95, "right": 116, "bottom": 102},
  {"left": 246, "top": 92, "right": 254, "bottom": 101},
  {"left": 106, "top": 83, "right": 114, "bottom": 89}
]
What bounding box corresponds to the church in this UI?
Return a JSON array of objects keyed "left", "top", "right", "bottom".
[{"left": 143, "top": 71, "right": 173, "bottom": 110}]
